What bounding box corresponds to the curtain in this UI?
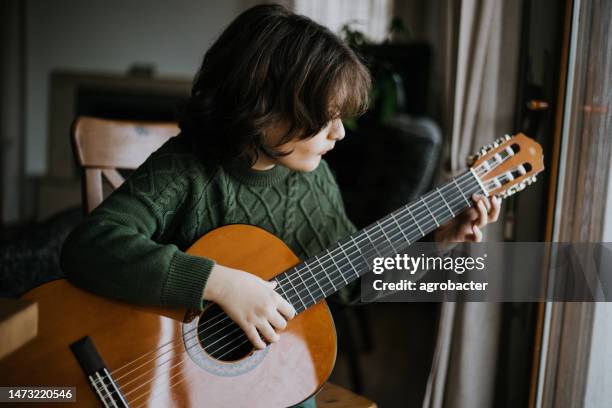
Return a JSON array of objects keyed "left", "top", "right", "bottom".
[
  {"left": 423, "top": 0, "right": 522, "bottom": 407},
  {"left": 292, "top": 0, "right": 392, "bottom": 41}
]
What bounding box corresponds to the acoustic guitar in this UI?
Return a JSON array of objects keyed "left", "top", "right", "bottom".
[{"left": 0, "top": 134, "right": 543, "bottom": 407}]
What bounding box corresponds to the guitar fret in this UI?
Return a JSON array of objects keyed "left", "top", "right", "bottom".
[
  {"left": 437, "top": 187, "right": 455, "bottom": 218},
  {"left": 304, "top": 264, "right": 326, "bottom": 300},
  {"left": 362, "top": 227, "right": 384, "bottom": 257},
  {"left": 420, "top": 196, "right": 439, "bottom": 227},
  {"left": 276, "top": 274, "right": 297, "bottom": 305},
  {"left": 274, "top": 277, "right": 289, "bottom": 299},
  {"left": 315, "top": 255, "right": 337, "bottom": 292},
  {"left": 284, "top": 270, "right": 307, "bottom": 310},
  {"left": 376, "top": 220, "right": 398, "bottom": 253},
  {"left": 352, "top": 237, "right": 373, "bottom": 279},
  {"left": 327, "top": 248, "right": 348, "bottom": 285},
  {"left": 294, "top": 269, "right": 317, "bottom": 304},
  {"left": 407, "top": 206, "right": 424, "bottom": 235},
  {"left": 339, "top": 239, "right": 360, "bottom": 279},
  {"left": 453, "top": 177, "right": 471, "bottom": 206},
  {"left": 390, "top": 212, "right": 411, "bottom": 244}
]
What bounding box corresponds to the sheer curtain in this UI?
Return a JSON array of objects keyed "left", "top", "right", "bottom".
[
  {"left": 292, "top": 0, "right": 392, "bottom": 41},
  {"left": 423, "top": 0, "right": 522, "bottom": 407}
]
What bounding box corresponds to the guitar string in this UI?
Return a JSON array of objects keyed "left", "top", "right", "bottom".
[
  {"left": 109, "top": 170, "right": 480, "bottom": 388},
  {"left": 129, "top": 330, "right": 278, "bottom": 408},
  {"left": 106, "top": 158, "right": 507, "bottom": 398},
  {"left": 105, "top": 153, "right": 514, "bottom": 402},
  {"left": 111, "top": 172, "right": 486, "bottom": 401},
  {"left": 128, "top": 355, "right": 197, "bottom": 408}
]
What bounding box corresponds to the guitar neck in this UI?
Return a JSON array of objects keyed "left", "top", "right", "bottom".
[{"left": 272, "top": 170, "right": 485, "bottom": 313}]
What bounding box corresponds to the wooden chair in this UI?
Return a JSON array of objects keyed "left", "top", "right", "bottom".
[
  {"left": 70, "top": 116, "right": 376, "bottom": 408},
  {"left": 71, "top": 116, "right": 179, "bottom": 213}
]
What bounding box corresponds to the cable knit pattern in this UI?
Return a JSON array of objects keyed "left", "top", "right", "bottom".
[{"left": 61, "top": 135, "right": 358, "bottom": 311}]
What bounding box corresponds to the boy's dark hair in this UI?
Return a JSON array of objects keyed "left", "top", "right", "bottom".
[{"left": 178, "top": 4, "right": 371, "bottom": 164}]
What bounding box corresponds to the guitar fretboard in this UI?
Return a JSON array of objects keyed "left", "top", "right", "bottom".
[{"left": 272, "top": 170, "right": 485, "bottom": 313}]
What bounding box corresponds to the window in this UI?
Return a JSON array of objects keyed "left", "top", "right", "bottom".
[{"left": 292, "top": 0, "right": 393, "bottom": 42}]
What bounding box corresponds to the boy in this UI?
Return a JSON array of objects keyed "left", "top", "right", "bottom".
[{"left": 61, "top": 4, "right": 499, "bottom": 407}]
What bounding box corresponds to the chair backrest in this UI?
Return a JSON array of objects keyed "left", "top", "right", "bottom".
[{"left": 71, "top": 116, "right": 179, "bottom": 213}]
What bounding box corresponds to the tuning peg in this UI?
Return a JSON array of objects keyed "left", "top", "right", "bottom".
[
  {"left": 470, "top": 135, "right": 515, "bottom": 165},
  {"left": 500, "top": 174, "right": 539, "bottom": 198},
  {"left": 500, "top": 184, "right": 521, "bottom": 199},
  {"left": 494, "top": 135, "right": 511, "bottom": 146},
  {"left": 466, "top": 154, "right": 478, "bottom": 166}
]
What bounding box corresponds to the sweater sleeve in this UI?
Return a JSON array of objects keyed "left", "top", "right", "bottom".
[{"left": 61, "top": 147, "right": 215, "bottom": 312}]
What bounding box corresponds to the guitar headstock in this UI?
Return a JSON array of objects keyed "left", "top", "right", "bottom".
[{"left": 468, "top": 133, "right": 544, "bottom": 199}]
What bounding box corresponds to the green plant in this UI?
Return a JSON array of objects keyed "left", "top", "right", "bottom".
[{"left": 340, "top": 18, "right": 409, "bottom": 128}]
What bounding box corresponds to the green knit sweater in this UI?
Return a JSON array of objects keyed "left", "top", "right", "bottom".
[{"left": 61, "top": 135, "right": 359, "bottom": 311}]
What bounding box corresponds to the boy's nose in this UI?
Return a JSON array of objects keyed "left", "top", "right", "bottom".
[{"left": 329, "top": 119, "right": 345, "bottom": 141}]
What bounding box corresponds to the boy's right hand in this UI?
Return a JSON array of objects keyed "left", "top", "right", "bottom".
[{"left": 203, "top": 264, "right": 296, "bottom": 349}]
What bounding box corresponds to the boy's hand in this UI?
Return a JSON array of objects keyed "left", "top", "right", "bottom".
[
  {"left": 203, "top": 264, "right": 296, "bottom": 349},
  {"left": 433, "top": 194, "right": 501, "bottom": 248}
]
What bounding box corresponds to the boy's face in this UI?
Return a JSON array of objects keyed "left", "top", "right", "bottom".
[{"left": 257, "top": 119, "right": 345, "bottom": 172}]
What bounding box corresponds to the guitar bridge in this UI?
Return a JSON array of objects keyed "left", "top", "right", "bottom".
[{"left": 70, "top": 336, "right": 129, "bottom": 408}]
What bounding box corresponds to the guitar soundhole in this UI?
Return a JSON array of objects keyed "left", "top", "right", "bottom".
[{"left": 198, "top": 303, "right": 254, "bottom": 362}]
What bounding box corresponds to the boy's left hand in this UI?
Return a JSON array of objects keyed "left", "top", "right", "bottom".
[{"left": 433, "top": 194, "right": 501, "bottom": 247}]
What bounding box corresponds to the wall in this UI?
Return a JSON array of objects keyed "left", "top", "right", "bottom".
[
  {"left": 583, "top": 0, "right": 612, "bottom": 404},
  {"left": 25, "top": 0, "right": 244, "bottom": 176},
  {"left": 602, "top": 158, "right": 612, "bottom": 241},
  {"left": 584, "top": 158, "right": 612, "bottom": 407},
  {"left": 1, "top": 1, "right": 25, "bottom": 223}
]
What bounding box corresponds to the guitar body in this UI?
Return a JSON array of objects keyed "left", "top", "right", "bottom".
[{"left": 0, "top": 225, "right": 337, "bottom": 407}]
